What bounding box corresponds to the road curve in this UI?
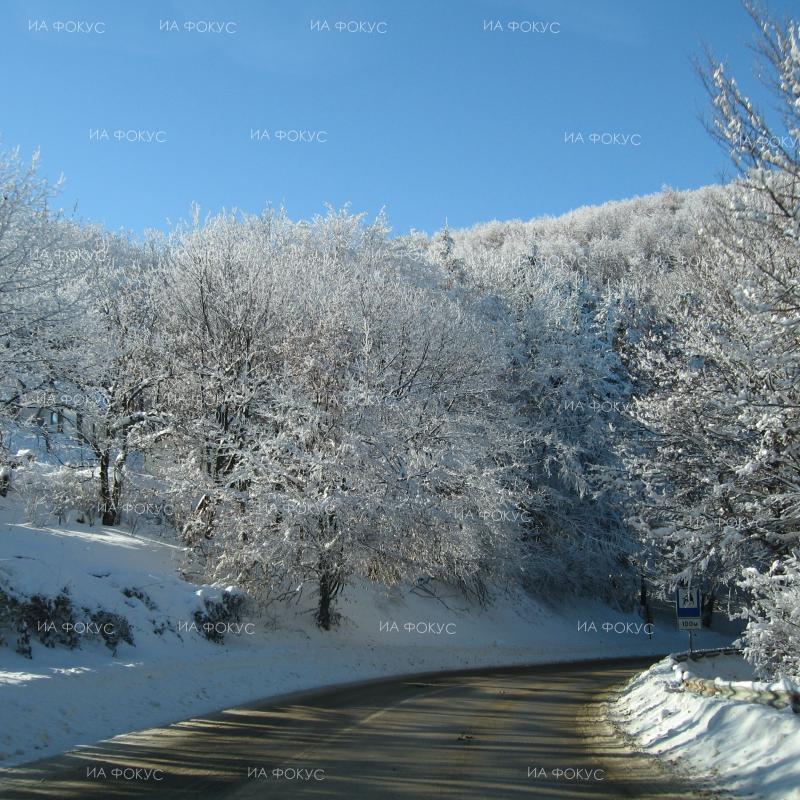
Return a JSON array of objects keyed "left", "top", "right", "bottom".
[{"left": 0, "top": 656, "right": 717, "bottom": 799}]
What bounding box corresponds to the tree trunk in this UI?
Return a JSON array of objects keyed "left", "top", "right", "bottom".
[
  {"left": 701, "top": 587, "right": 716, "bottom": 628},
  {"left": 98, "top": 452, "right": 116, "bottom": 526},
  {"left": 316, "top": 565, "right": 335, "bottom": 631},
  {"left": 315, "top": 508, "right": 346, "bottom": 630},
  {"left": 109, "top": 450, "right": 127, "bottom": 525}
]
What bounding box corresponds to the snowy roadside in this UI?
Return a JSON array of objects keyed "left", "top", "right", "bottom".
[
  {"left": 0, "top": 620, "right": 703, "bottom": 770},
  {"left": 2, "top": 590, "right": 728, "bottom": 771},
  {"left": 608, "top": 654, "right": 800, "bottom": 800},
  {"left": 0, "top": 506, "right": 734, "bottom": 769}
]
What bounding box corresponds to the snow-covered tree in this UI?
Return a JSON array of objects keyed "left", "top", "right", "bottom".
[
  {"left": 155, "top": 207, "right": 523, "bottom": 627},
  {"left": 442, "top": 217, "right": 643, "bottom": 602},
  {"left": 739, "top": 553, "right": 800, "bottom": 679},
  {"left": 431, "top": 220, "right": 466, "bottom": 283},
  {"left": 0, "top": 146, "right": 75, "bottom": 442},
  {"left": 625, "top": 2, "right": 800, "bottom": 674},
  {"left": 28, "top": 232, "right": 167, "bottom": 524}
]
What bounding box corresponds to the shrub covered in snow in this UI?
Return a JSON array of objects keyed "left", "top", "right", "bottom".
[
  {"left": 89, "top": 609, "right": 134, "bottom": 654},
  {"left": 14, "top": 465, "right": 100, "bottom": 527},
  {"left": 192, "top": 586, "right": 245, "bottom": 643},
  {"left": 0, "top": 584, "right": 34, "bottom": 657},
  {"left": 739, "top": 554, "right": 800, "bottom": 680},
  {"left": 0, "top": 583, "right": 79, "bottom": 657},
  {"left": 0, "top": 579, "right": 134, "bottom": 658}
]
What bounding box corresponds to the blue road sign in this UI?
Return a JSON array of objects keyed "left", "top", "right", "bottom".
[{"left": 676, "top": 588, "right": 702, "bottom": 630}]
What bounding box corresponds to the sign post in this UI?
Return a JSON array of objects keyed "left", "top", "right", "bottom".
[{"left": 676, "top": 587, "right": 702, "bottom": 655}]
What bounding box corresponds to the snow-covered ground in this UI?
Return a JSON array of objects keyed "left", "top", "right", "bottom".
[
  {"left": 610, "top": 653, "right": 800, "bottom": 800},
  {"left": 0, "top": 494, "right": 733, "bottom": 770}
]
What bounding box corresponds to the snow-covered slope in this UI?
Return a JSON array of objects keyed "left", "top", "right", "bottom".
[
  {"left": 0, "top": 496, "right": 734, "bottom": 769},
  {"left": 610, "top": 655, "right": 800, "bottom": 800}
]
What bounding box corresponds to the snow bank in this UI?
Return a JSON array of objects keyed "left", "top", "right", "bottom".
[{"left": 610, "top": 654, "right": 800, "bottom": 800}]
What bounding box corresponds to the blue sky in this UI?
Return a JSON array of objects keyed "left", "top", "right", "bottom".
[{"left": 0, "top": 0, "right": 795, "bottom": 237}]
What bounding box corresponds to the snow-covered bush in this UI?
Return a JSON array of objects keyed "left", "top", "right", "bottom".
[
  {"left": 0, "top": 584, "right": 34, "bottom": 657},
  {"left": 738, "top": 554, "right": 800, "bottom": 680},
  {"left": 0, "top": 577, "right": 135, "bottom": 658},
  {"left": 193, "top": 586, "right": 245, "bottom": 643},
  {"left": 23, "top": 591, "right": 80, "bottom": 650},
  {"left": 13, "top": 466, "right": 99, "bottom": 526},
  {"left": 89, "top": 610, "right": 134, "bottom": 654},
  {"left": 0, "top": 583, "right": 78, "bottom": 657}
]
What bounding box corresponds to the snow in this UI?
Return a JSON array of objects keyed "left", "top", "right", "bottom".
[
  {"left": 610, "top": 654, "right": 800, "bottom": 800},
  {"left": 0, "top": 495, "right": 732, "bottom": 769}
]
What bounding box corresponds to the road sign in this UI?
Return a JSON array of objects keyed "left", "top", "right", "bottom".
[{"left": 676, "top": 588, "right": 702, "bottom": 630}]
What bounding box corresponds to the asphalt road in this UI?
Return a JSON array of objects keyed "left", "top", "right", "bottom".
[{"left": 0, "top": 656, "right": 717, "bottom": 799}]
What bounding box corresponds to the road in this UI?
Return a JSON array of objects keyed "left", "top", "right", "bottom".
[{"left": 0, "top": 656, "right": 717, "bottom": 799}]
